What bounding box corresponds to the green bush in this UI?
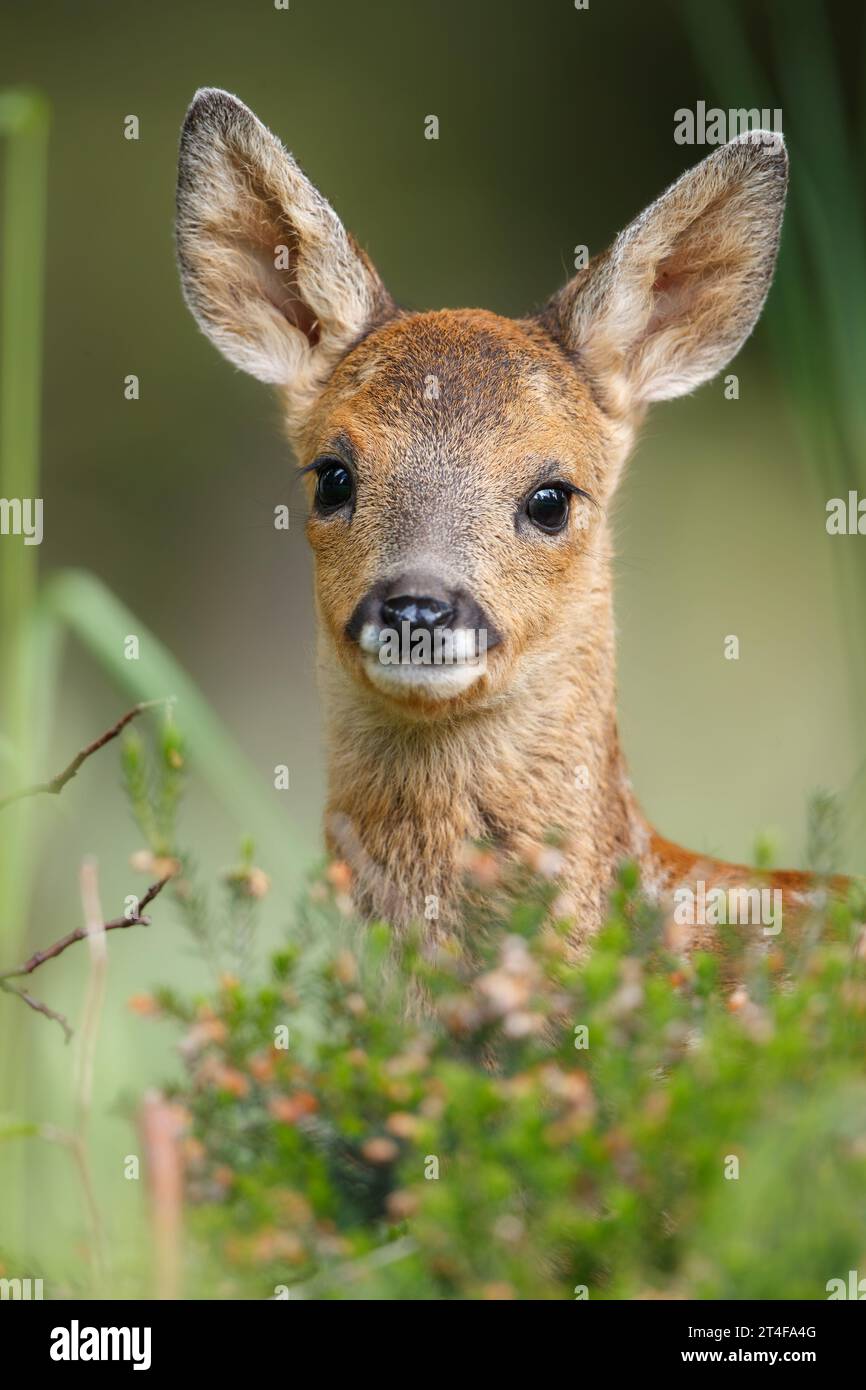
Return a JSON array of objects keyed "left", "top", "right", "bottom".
[{"left": 127, "top": 721, "right": 866, "bottom": 1300}]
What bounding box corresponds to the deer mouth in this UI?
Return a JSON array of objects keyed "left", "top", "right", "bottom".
[{"left": 356, "top": 621, "right": 490, "bottom": 700}]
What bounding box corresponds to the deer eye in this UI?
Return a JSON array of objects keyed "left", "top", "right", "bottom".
[
  {"left": 526, "top": 485, "right": 569, "bottom": 533},
  {"left": 315, "top": 461, "right": 354, "bottom": 511}
]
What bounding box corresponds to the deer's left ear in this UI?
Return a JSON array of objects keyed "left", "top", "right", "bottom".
[{"left": 541, "top": 131, "right": 787, "bottom": 410}]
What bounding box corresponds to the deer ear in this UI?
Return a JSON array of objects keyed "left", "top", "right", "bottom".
[
  {"left": 542, "top": 131, "right": 787, "bottom": 410},
  {"left": 176, "top": 89, "right": 393, "bottom": 407}
]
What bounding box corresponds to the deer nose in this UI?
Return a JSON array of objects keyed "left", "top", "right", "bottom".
[{"left": 380, "top": 593, "right": 456, "bottom": 634}]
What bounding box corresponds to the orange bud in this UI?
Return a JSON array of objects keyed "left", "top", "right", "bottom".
[
  {"left": 127, "top": 993, "right": 159, "bottom": 1016},
  {"left": 248, "top": 1052, "right": 275, "bottom": 1083},
  {"left": 386, "top": 1189, "right": 419, "bottom": 1220},
  {"left": 727, "top": 986, "right": 749, "bottom": 1012},
  {"left": 386, "top": 1111, "right": 421, "bottom": 1140},
  {"left": 326, "top": 860, "right": 353, "bottom": 893},
  {"left": 213, "top": 1066, "right": 249, "bottom": 1098},
  {"left": 361, "top": 1137, "right": 399, "bottom": 1164},
  {"left": 268, "top": 1091, "right": 319, "bottom": 1125}
]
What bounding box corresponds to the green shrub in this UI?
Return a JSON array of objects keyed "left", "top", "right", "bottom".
[{"left": 128, "top": 731, "right": 866, "bottom": 1300}]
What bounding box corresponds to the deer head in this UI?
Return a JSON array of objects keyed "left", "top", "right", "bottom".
[{"left": 176, "top": 89, "right": 786, "bottom": 730}]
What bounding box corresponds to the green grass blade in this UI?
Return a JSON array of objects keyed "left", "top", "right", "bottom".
[
  {"left": 0, "top": 92, "right": 52, "bottom": 1181},
  {"left": 0, "top": 88, "right": 49, "bottom": 751}
]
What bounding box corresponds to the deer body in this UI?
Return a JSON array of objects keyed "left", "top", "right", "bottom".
[{"left": 176, "top": 90, "right": 819, "bottom": 945}]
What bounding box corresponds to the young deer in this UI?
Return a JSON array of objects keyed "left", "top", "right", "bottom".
[{"left": 176, "top": 89, "right": 832, "bottom": 951}]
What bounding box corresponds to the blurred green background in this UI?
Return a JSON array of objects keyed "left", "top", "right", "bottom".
[{"left": 0, "top": 0, "right": 864, "bottom": 1290}]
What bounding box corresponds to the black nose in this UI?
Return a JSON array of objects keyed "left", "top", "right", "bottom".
[{"left": 380, "top": 593, "right": 456, "bottom": 633}]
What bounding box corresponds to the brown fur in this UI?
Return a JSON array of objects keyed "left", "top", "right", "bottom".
[{"left": 176, "top": 89, "right": 845, "bottom": 955}]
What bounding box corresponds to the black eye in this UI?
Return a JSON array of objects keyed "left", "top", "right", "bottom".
[
  {"left": 526, "top": 485, "right": 569, "bottom": 533},
  {"left": 315, "top": 461, "right": 353, "bottom": 511}
]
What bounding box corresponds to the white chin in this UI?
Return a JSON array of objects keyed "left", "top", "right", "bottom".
[{"left": 362, "top": 654, "right": 485, "bottom": 701}]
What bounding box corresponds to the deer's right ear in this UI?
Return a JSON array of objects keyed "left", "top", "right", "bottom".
[{"left": 176, "top": 89, "right": 393, "bottom": 405}]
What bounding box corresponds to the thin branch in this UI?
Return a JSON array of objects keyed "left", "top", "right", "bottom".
[
  {"left": 0, "top": 875, "right": 171, "bottom": 982},
  {"left": 0, "top": 698, "right": 172, "bottom": 811},
  {"left": 0, "top": 979, "right": 72, "bottom": 1041}
]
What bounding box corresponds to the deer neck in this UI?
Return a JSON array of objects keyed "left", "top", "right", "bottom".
[{"left": 320, "top": 566, "right": 646, "bottom": 931}]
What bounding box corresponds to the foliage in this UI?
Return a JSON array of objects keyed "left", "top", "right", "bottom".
[{"left": 121, "top": 725, "right": 866, "bottom": 1301}]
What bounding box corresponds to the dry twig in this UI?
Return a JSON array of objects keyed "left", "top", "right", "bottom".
[
  {"left": 0, "top": 700, "right": 168, "bottom": 811},
  {"left": 0, "top": 699, "right": 174, "bottom": 1038},
  {"left": 0, "top": 876, "right": 171, "bottom": 1040}
]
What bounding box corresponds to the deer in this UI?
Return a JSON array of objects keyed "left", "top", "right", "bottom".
[{"left": 175, "top": 88, "right": 844, "bottom": 957}]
